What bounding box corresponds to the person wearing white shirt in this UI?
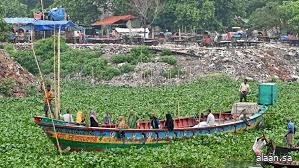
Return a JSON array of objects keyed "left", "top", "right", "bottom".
[
  {"left": 207, "top": 109, "right": 215, "bottom": 126},
  {"left": 252, "top": 136, "right": 267, "bottom": 156},
  {"left": 239, "top": 79, "right": 250, "bottom": 102},
  {"left": 60, "top": 110, "right": 74, "bottom": 123}
]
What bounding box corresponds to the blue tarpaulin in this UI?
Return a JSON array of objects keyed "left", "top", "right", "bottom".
[
  {"left": 3, "top": 18, "right": 35, "bottom": 24},
  {"left": 48, "top": 8, "right": 65, "bottom": 21},
  {"left": 32, "top": 20, "right": 76, "bottom": 31},
  {"left": 4, "top": 18, "right": 76, "bottom": 31}
]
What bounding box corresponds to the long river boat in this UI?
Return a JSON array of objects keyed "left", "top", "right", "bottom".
[{"left": 34, "top": 102, "right": 267, "bottom": 152}]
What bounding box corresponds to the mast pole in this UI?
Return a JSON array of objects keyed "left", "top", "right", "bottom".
[{"left": 55, "top": 27, "right": 61, "bottom": 119}]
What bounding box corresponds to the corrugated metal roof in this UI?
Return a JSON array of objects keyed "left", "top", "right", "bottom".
[
  {"left": 3, "top": 18, "right": 35, "bottom": 24},
  {"left": 92, "top": 15, "right": 137, "bottom": 26}
]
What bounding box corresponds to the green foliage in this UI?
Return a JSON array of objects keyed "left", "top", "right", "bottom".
[
  {"left": 6, "top": 45, "right": 39, "bottom": 74},
  {"left": 101, "top": 67, "right": 121, "bottom": 80},
  {"left": 142, "top": 69, "right": 152, "bottom": 78},
  {"left": 111, "top": 54, "right": 130, "bottom": 64},
  {"left": 119, "top": 63, "right": 135, "bottom": 74},
  {"left": 0, "top": 78, "right": 15, "bottom": 96},
  {"left": 161, "top": 48, "right": 172, "bottom": 56},
  {"left": 129, "top": 45, "right": 153, "bottom": 64},
  {"left": 249, "top": 2, "right": 281, "bottom": 30},
  {"left": 0, "top": 75, "right": 296, "bottom": 167},
  {"left": 160, "top": 56, "right": 177, "bottom": 65},
  {"left": 5, "top": 37, "right": 118, "bottom": 80},
  {"left": 162, "top": 66, "right": 184, "bottom": 78}
]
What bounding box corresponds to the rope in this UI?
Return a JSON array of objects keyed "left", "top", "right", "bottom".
[{"left": 31, "top": 36, "right": 62, "bottom": 155}]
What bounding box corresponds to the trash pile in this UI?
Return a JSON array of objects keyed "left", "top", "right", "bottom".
[
  {"left": 12, "top": 42, "right": 299, "bottom": 87},
  {"left": 0, "top": 50, "right": 35, "bottom": 97},
  {"left": 97, "top": 43, "right": 299, "bottom": 86}
]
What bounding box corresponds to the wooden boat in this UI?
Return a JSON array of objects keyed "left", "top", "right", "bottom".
[
  {"left": 262, "top": 161, "right": 299, "bottom": 168},
  {"left": 34, "top": 103, "right": 268, "bottom": 152},
  {"left": 274, "top": 146, "right": 299, "bottom": 155}
]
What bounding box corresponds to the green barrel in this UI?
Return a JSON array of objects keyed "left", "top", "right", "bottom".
[{"left": 258, "top": 83, "right": 278, "bottom": 105}]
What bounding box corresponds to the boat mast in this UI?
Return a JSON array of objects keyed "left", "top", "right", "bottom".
[{"left": 55, "top": 27, "right": 61, "bottom": 119}]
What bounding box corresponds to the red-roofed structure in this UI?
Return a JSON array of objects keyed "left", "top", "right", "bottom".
[{"left": 92, "top": 15, "right": 137, "bottom": 26}]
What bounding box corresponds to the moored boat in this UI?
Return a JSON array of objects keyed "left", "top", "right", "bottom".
[
  {"left": 274, "top": 146, "right": 299, "bottom": 156},
  {"left": 34, "top": 102, "right": 267, "bottom": 152}
]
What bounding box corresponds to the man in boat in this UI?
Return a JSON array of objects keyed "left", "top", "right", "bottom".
[
  {"left": 43, "top": 84, "right": 54, "bottom": 117},
  {"left": 239, "top": 79, "right": 250, "bottom": 102},
  {"left": 285, "top": 119, "right": 295, "bottom": 147},
  {"left": 207, "top": 109, "right": 215, "bottom": 126},
  {"left": 252, "top": 135, "right": 268, "bottom": 156},
  {"left": 60, "top": 109, "right": 74, "bottom": 123}
]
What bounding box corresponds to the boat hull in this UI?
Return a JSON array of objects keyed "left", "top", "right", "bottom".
[{"left": 34, "top": 106, "right": 267, "bottom": 151}]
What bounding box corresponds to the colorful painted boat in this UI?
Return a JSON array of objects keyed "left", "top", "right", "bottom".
[{"left": 34, "top": 103, "right": 268, "bottom": 152}]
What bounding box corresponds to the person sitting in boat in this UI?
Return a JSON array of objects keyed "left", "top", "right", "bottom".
[
  {"left": 165, "top": 113, "right": 174, "bottom": 131},
  {"left": 60, "top": 109, "right": 74, "bottom": 123},
  {"left": 117, "top": 116, "right": 129, "bottom": 129},
  {"left": 285, "top": 119, "right": 296, "bottom": 147},
  {"left": 103, "top": 112, "right": 111, "bottom": 125},
  {"left": 207, "top": 109, "right": 215, "bottom": 126},
  {"left": 90, "top": 111, "right": 99, "bottom": 127},
  {"left": 239, "top": 79, "right": 250, "bottom": 102},
  {"left": 128, "top": 111, "right": 138, "bottom": 129},
  {"left": 43, "top": 84, "right": 54, "bottom": 117},
  {"left": 252, "top": 135, "right": 268, "bottom": 156},
  {"left": 76, "top": 111, "right": 85, "bottom": 125},
  {"left": 150, "top": 113, "right": 160, "bottom": 129}
]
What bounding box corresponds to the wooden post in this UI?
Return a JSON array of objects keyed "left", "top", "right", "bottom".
[
  {"left": 152, "top": 27, "right": 154, "bottom": 39},
  {"left": 179, "top": 28, "right": 181, "bottom": 40}
]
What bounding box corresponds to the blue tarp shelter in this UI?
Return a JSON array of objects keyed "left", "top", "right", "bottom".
[
  {"left": 31, "top": 20, "right": 76, "bottom": 31},
  {"left": 4, "top": 18, "right": 76, "bottom": 31},
  {"left": 48, "top": 8, "right": 65, "bottom": 21}
]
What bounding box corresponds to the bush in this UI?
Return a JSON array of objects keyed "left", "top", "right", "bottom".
[
  {"left": 4, "top": 43, "right": 16, "bottom": 54},
  {"left": 119, "top": 63, "right": 135, "bottom": 74},
  {"left": 142, "top": 69, "right": 152, "bottom": 78},
  {"left": 161, "top": 48, "right": 172, "bottom": 56},
  {"left": 101, "top": 67, "right": 121, "bottom": 80},
  {"left": 129, "top": 45, "right": 152, "bottom": 64},
  {"left": 160, "top": 56, "right": 177, "bottom": 65},
  {"left": 111, "top": 54, "right": 129, "bottom": 64},
  {"left": 162, "top": 66, "right": 185, "bottom": 78},
  {"left": 0, "top": 78, "right": 15, "bottom": 96}
]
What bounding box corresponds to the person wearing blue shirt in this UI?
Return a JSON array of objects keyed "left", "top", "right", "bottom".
[{"left": 285, "top": 119, "right": 295, "bottom": 147}]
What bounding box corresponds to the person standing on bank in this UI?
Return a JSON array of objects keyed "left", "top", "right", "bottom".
[
  {"left": 285, "top": 119, "right": 296, "bottom": 147},
  {"left": 239, "top": 79, "right": 250, "bottom": 102}
]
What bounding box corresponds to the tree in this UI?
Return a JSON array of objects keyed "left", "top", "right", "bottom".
[
  {"left": 214, "top": 0, "right": 246, "bottom": 30},
  {"left": 0, "top": 4, "right": 11, "bottom": 41},
  {"left": 0, "top": 0, "right": 28, "bottom": 17},
  {"left": 130, "top": 0, "right": 165, "bottom": 38},
  {"left": 249, "top": 2, "right": 282, "bottom": 30},
  {"left": 279, "top": 0, "right": 299, "bottom": 32}
]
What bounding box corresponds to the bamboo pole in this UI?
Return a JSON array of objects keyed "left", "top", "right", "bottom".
[
  {"left": 53, "top": 29, "right": 58, "bottom": 117},
  {"left": 56, "top": 27, "right": 61, "bottom": 119}
]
